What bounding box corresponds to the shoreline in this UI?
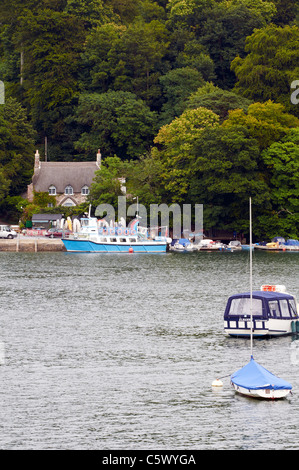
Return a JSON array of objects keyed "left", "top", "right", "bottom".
[{"left": 0, "top": 237, "right": 66, "bottom": 252}]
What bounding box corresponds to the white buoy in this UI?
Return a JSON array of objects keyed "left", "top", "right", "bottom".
[{"left": 212, "top": 379, "right": 223, "bottom": 387}]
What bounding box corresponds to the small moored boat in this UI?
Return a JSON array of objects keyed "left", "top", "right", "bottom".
[
  {"left": 224, "top": 284, "right": 299, "bottom": 337},
  {"left": 231, "top": 356, "right": 292, "bottom": 399},
  {"left": 169, "top": 238, "right": 194, "bottom": 252}
]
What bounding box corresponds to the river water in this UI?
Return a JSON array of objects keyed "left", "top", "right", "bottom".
[{"left": 0, "top": 249, "right": 298, "bottom": 450}]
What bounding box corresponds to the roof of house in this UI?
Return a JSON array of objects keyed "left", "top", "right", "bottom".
[{"left": 32, "top": 161, "right": 99, "bottom": 193}]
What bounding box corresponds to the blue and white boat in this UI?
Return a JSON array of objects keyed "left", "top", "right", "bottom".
[
  {"left": 231, "top": 356, "right": 292, "bottom": 399},
  {"left": 224, "top": 285, "right": 299, "bottom": 337},
  {"left": 62, "top": 217, "right": 171, "bottom": 253},
  {"left": 169, "top": 238, "right": 195, "bottom": 252}
]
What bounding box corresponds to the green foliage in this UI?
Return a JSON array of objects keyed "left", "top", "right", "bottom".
[
  {"left": 159, "top": 66, "right": 205, "bottom": 124},
  {"left": 152, "top": 107, "right": 220, "bottom": 202},
  {"left": 186, "top": 87, "right": 252, "bottom": 121},
  {"left": 88, "top": 156, "right": 126, "bottom": 208},
  {"left": 0, "top": 97, "right": 36, "bottom": 195},
  {"left": 222, "top": 101, "right": 299, "bottom": 149},
  {"left": 188, "top": 125, "right": 270, "bottom": 231},
  {"left": 232, "top": 24, "right": 299, "bottom": 117},
  {"left": 33, "top": 191, "right": 57, "bottom": 208},
  {"left": 260, "top": 129, "right": 299, "bottom": 237},
  {"left": 74, "top": 91, "right": 158, "bottom": 159}
]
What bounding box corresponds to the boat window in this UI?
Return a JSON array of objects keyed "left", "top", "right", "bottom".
[
  {"left": 289, "top": 299, "right": 298, "bottom": 317},
  {"left": 120, "top": 238, "right": 127, "bottom": 242},
  {"left": 100, "top": 238, "right": 107, "bottom": 242},
  {"left": 129, "top": 238, "right": 137, "bottom": 242},
  {"left": 110, "top": 238, "right": 117, "bottom": 242},
  {"left": 269, "top": 300, "right": 280, "bottom": 318},
  {"left": 229, "top": 298, "right": 263, "bottom": 317},
  {"left": 279, "top": 299, "right": 290, "bottom": 318}
]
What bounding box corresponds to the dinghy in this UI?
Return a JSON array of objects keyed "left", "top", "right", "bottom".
[{"left": 231, "top": 356, "right": 292, "bottom": 399}]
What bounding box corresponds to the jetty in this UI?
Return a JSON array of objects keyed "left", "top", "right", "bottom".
[{"left": 0, "top": 237, "right": 66, "bottom": 252}]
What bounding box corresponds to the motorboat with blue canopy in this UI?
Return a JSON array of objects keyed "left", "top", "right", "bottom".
[
  {"left": 231, "top": 356, "right": 292, "bottom": 399},
  {"left": 169, "top": 238, "right": 194, "bottom": 252},
  {"left": 224, "top": 285, "right": 299, "bottom": 337}
]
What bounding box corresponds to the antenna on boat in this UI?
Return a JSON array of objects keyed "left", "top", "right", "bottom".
[{"left": 249, "top": 197, "right": 253, "bottom": 358}]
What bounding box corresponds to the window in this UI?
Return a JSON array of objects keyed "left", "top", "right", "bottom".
[
  {"left": 228, "top": 298, "right": 263, "bottom": 317},
  {"left": 65, "top": 185, "right": 73, "bottom": 195},
  {"left": 279, "top": 299, "right": 290, "bottom": 318},
  {"left": 81, "top": 185, "right": 89, "bottom": 195},
  {"left": 269, "top": 301, "right": 280, "bottom": 318},
  {"left": 48, "top": 185, "right": 56, "bottom": 195},
  {"left": 289, "top": 299, "right": 298, "bottom": 318},
  {"left": 129, "top": 238, "right": 137, "bottom": 243}
]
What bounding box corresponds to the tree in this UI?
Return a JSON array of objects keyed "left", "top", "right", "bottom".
[
  {"left": 80, "top": 19, "right": 169, "bottom": 108},
  {"left": 15, "top": 7, "right": 86, "bottom": 158},
  {"left": 231, "top": 24, "right": 299, "bottom": 117},
  {"left": 74, "top": 91, "right": 158, "bottom": 159},
  {"left": 188, "top": 126, "right": 270, "bottom": 233},
  {"left": 260, "top": 129, "right": 299, "bottom": 237},
  {"left": 0, "top": 97, "right": 36, "bottom": 196},
  {"left": 88, "top": 156, "right": 126, "bottom": 209},
  {"left": 159, "top": 67, "right": 205, "bottom": 124},
  {"left": 167, "top": 0, "right": 276, "bottom": 88},
  {"left": 152, "top": 107, "right": 219, "bottom": 202},
  {"left": 222, "top": 101, "right": 299, "bottom": 149},
  {"left": 186, "top": 87, "right": 252, "bottom": 121}
]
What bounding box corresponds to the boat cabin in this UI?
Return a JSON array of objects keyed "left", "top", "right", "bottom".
[
  {"left": 224, "top": 285, "right": 298, "bottom": 337},
  {"left": 224, "top": 291, "right": 298, "bottom": 322}
]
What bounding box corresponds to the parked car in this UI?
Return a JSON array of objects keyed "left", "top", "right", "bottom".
[
  {"left": 0, "top": 225, "right": 17, "bottom": 239},
  {"left": 45, "top": 229, "right": 72, "bottom": 238}
]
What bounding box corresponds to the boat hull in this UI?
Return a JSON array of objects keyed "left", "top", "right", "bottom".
[
  {"left": 231, "top": 382, "right": 291, "bottom": 399},
  {"left": 62, "top": 238, "right": 167, "bottom": 253},
  {"left": 224, "top": 318, "right": 296, "bottom": 337}
]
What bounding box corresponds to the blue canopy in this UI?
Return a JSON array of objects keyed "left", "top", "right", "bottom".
[
  {"left": 178, "top": 238, "right": 191, "bottom": 245},
  {"left": 231, "top": 357, "right": 292, "bottom": 391},
  {"left": 285, "top": 239, "right": 299, "bottom": 246}
]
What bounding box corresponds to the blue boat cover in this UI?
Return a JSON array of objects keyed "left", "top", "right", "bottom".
[
  {"left": 231, "top": 357, "right": 292, "bottom": 390},
  {"left": 178, "top": 238, "right": 191, "bottom": 245},
  {"left": 285, "top": 239, "right": 299, "bottom": 246}
]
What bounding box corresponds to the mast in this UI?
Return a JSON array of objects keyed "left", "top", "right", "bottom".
[{"left": 249, "top": 197, "right": 253, "bottom": 358}]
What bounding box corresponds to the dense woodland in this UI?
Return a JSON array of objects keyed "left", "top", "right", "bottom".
[{"left": 0, "top": 0, "right": 298, "bottom": 239}]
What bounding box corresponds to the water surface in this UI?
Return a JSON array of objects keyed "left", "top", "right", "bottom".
[{"left": 0, "top": 250, "right": 298, "bottom": 449}]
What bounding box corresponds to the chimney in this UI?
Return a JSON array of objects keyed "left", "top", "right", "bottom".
[
  {"left": 96, "top": 148, "right": 101, "bottom": 167},
  {"left": 34, "top": 150, "right": 40, "bottom": 170}
]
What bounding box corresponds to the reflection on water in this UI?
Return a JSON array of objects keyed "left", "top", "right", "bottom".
[{"left": 0, "top": 250, "right": 298, "bottom": 449}]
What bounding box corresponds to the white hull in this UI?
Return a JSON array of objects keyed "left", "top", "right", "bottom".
[
  {"left": 231, "top": 382, "right": 291, "bottom": 399},
  {"left": 224, "top": 318, "right": 296, "bottom": 337}
]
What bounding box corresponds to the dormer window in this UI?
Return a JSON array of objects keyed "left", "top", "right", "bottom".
[
  {"left": 65, "top": 185, "right": 73, "bottom": 195},
  {"left": 81, "top": 185, "right": 89, "bottom": 195},
  {"left": 48, "top": 185, "right": 56, "bottom": 195}
]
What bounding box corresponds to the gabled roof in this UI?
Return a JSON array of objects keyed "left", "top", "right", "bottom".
[{"left": 32, "top": 161, "right": 99, "bottom": 193}]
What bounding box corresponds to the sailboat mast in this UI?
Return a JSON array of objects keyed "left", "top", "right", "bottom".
[{"left": 249, "top": 197, "right": 253, "bottom": 357}]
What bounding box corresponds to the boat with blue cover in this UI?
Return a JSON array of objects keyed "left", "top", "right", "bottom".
[
  {"left": 231, "top": 356, "right": 292, "bottom": 399},
  {"left": 61, "top": 217, "right": 171, "bottom": 253},
  {"left": 224, "top": 285, "right": 299, "bottom": 337}
]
